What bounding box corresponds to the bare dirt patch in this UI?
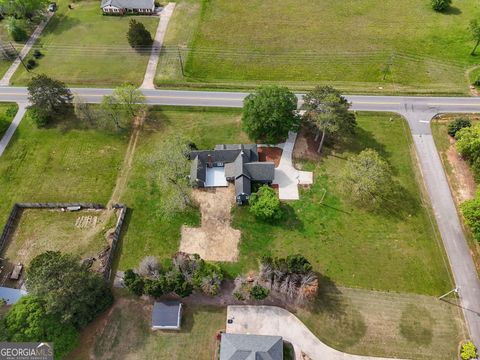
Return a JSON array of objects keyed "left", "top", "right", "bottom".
[
  {"left": 180, "top": 186, "right": 240, "bottom": 261},
  {"left": 293, "top": 126, "right": 321, "bottom": 161},
  {"left": 257, "top": 146, "right": 282, "bottom": 167},
  {"left": 446, "top": 137, "right": 476, "bottom": 202}
]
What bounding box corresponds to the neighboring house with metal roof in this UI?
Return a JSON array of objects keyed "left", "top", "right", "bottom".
[
  {"left": 100, "top": 0, "right": 155, "bottom": 15},
  {"left": 189, "top": 144, "right": 275, "bottom": 205},
  {"left": 219, "top": 333, "right": 283, "bottom": 360},
  {"left": 151, "top": 301, "right": 182, "bottom": 330},
  {"left": 0, "top": 287, "right": 27, "bottom": 305}
]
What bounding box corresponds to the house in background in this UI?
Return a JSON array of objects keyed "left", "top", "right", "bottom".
[
  {"left": 151, "top": 301, "right": 182, "bottom": 330},
  {"left": 100, "top": 0, "right": 155, "bottom": 15},
  {"left": 189, "top": 144, "right": 275, "bottom": 205},
  {"left": 219, "top": 333, "right": 283, "bottom": 360}
]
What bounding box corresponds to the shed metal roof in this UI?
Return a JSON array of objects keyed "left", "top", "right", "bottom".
[{"left": 152, "top": 301, "right": 182, "bottom": 329}]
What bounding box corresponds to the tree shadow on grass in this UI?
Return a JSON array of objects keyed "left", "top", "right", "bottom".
[
  {"left": 399, "top": 303, "right": 435, "bottom": 345},
  {"left": 443, "top": 6, "right": 462, "bottom": 15},
  {"left": 42, "top": 13, "right": 81, "bottom": 37},
  {"left": 278, "top": 203, "right": 304, "bottom": 231}
]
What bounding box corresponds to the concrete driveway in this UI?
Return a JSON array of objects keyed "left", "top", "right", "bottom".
[{"left": 226, "top": 305, "right": 407, "bottom": 360}]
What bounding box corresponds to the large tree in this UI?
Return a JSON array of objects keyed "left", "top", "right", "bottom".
[
  {"left": 242, "top": 86, "right": 300, "bottom": 143},
  {"left": 341, "top": 148, "right": 394, "bottom": 208},
  {"left": 147, "top": 136, "right": 192, "bottom": 217},
  {"left": 127, "top": 19, "right": 153, "bottom": 48},
  {"left": 27, "top": 74, "right": 73, "bottom": 124},
  {"left": 303, "top": 85, "right": 356, "bottom": 153},
  {"left": 26, "top": 251, "right": 113, "bottom": 328},
  {"left": 456, "top": 123, "right": 480, "bottom": 179},
  {"left": 4, "top": 296, "right": 79, "bottom": 360},
  {"left": 249, "top": 185, "right": 282, "bottom": 221},
  {"left": 99, "top": 84, "right": 145, "bottom": 131},
  {"left": 470, "top": 19, "right": 480, "bottom": 55},
  {"left": 0, "top": 0, "right": 48, "bottom": 19}
]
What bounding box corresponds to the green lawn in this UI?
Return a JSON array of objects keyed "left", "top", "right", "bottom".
[
  {"left": 0, "top": 103, "right": 18, "bottom": 137},
  {"left": 118, "top": 108, "right": 451, "bottom": 295},
  {"left": 0, "top": 110, "right": 128, "bottom": 234},
  {"left": 72, "top": 298, "right": 225, "bottom": 360},
  {"left": 156, "top": 0, "right": 478, "bottom": 94},
  {"left": 227, "top": 113, "right": 451, "bottom": 295},
  {"left": 10, "top": 1, "right": 159, "bottom": 86},
  {"left": 117, "top": 106, "right": 249, "bottom": 269},
  {"left": 297, "top": 286, "right": 466, "bottom": 359}
]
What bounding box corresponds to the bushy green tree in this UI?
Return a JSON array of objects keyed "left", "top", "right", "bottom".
[
  {"left": 249, "top": 185, "right": 282, "bottom": 220},
  {"left": 26, "top": 251, "right": 113, "bottom": 328},
  {"left": 286, "top": 254, "right": 313, "bottom": 273},
  {"left": 242, "top": 86, "right": 300, "bottom": 143},
  {"left": 5, "top": 17, "right": 27, "bottom": 41},
  {"left": 461, "top": 194, "right": 480, "bottom": 240},
  {"left": 302, "top": 85, "right": 356, "bottom": 153},
  {"left": 341, "top": 148, "right": 394, "bottom": 208},
  {"left": 127, "top": 19, "right": 153, "bottom": 48},
  {"left": 250, "top": 285, "right": 269, "bottom": 300},
  {"left": 456, "top": 124, "right": 480, "bottom": 180},
  {"left": 124, "top": 269, "right": 145, "bottom": 296},
  {"left": 431, "top": 0, "right": 451, "bottom": 12},
  {"left": 461, "top": 341, "right": 477, "bottom": 360},
  {"left": 4, "top": 296, "right": 79, "bottom": 360},
  {"left": 0, "top": 0, "right": 48, "bottom": 19},
  {"left": 448, "top": 117, "right": 471, "bottom": 137},
  {"left": 27, "top": 74, "right": 73, "bottom": 126}
]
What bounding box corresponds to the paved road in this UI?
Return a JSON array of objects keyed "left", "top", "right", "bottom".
[
  {"left": 0, "top": 103, "right": 26, "bottom": 157},
  {"left": 226, "top": 305, "right": 406, "bottom": 360},
  {"left": 1, "top": 86, "right": 480, "bottom": 347}
]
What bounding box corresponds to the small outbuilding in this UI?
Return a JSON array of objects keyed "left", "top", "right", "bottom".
[{"left": 151, "top": 301, "right": 182, "bottom": 330}]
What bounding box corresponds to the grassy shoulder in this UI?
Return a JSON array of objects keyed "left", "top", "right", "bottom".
[
  {"left": 431, "top": 116, "right": 480, "bottom": 269},
  {"left": 10, "top": 1, "right": 159, "bottom": 87},
  {"left": 0, "top": 103, "right": 18, "bottom": 137},
  {"left": 0, "top": 109, "right": 129, "bottom": 233},
  {"left": 156, "top": 0, "right": 476, "bottom": 94}
]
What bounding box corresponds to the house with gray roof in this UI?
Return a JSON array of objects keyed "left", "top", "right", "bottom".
[
  {"left": 219, "top": 333, "right": 283, "bottom": 360},
  {"left": 151, "top": 301, "right": 182, "bottom": 330},
  {"left": 189, "top": 144, "right": 275, "bottom": 204},
  {"left": 101, "top": 0, "right": 154, "bottom": 15}
]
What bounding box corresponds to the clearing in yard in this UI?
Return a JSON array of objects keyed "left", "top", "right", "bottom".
[
  {"left": 180, "top": 186, "right": 241, "bottom": 262},
  {"left": 156, "top": 0, "right": 478, "bottom": 94},
  {"left": 10, "top": 1, "right": 159, "bottom": 86},
  {"left": 69, "top": 296, "right": 226, "bottom": 360},
  {"left": 0, "top": 208, "right": 115, "bottom": 285}
]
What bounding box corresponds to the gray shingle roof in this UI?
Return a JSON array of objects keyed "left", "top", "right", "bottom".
[
  {"left": 151, "top": 301, "right": 182, "bottom": 329},
  {"left": 220, "top": 333, "right": 283, "bottom": 360},
  {"left": 189, "top": 144, "right": 274, "bottom": 202},
  {"left": 100, "top": 0, "right": 154, "bottom": 9}
]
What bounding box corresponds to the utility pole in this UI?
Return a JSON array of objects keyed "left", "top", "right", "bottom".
[
  {"left": 9, "top": 41, "right": 29, "bottom": 72},
  {"left": 177, "top": 46, "right": 185, "bottom": 77},
  {"left": 438, "top": 287, "right": 459, "bottom": 300}
]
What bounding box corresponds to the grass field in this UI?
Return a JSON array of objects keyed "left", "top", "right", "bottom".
[
  {"left": 297, "top": 286, "right": 466, "bottom": 359},
  {"left": 0, "top": 103, "right": 18, "bottom": 138},
  {"left": 70, "top": 297, "right": 226, "bottom": 360},
  {"left": 10, "top": 1, "right": 158, "bottom": 86},
  {"left": 118, "top": 108, "right": 451, "bottom": 295},
  {"left": 0, "top": 110, "right": 128, "bottom": 239},
  {"left": 156, "top": 0, "right": 479, "bottom": 94}
]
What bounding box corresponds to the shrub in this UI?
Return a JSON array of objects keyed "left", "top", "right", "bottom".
[
  {"left": 26, "top": 59, "right": 36, "bottom": 69},
  {"left": 33, "top": 49, "right": 43, "bottom": 58},
  {"left": 461, "top": 341, "right": 477, "bottom": 360},
  {"left": 456, "top": 124, "right": 480, "bottom": 180},
  {"left": 5, "top": 17, "right": 27, "bottom": 42},
  {"left": 249, "top": 185, "right": 282, "bottom": 221},
  {"left": 448, "top": 117, "right": 471, "bottom": 138},
  {"left": 28, "top": 107, "right": 49, "bottom": 127},
  {"left": 461, "top": 195, "right": 480, "bottom": 240},
  {"left": 250, "top": 285, "right": 269, "bottom": 300},
  {"left": 431, "top": 0, "right": 451, "bottom": 11},
  {"left": 124, "top": 269, "right": 145, "bottom": 296},
  {"left": 143, "top": 278, "right": 165, "bottom": 297},
  {"left": 5, "top": 105, "right": 17, "bottom": 118}
]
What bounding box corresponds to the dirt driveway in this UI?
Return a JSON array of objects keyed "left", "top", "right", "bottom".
[{"left": 180, "top": 186, "right": 241, "bottom": 261}]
